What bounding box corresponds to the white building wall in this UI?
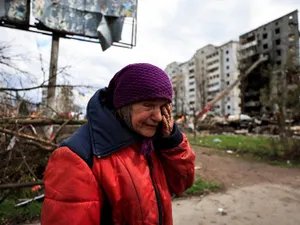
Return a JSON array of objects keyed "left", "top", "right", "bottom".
[
  {"left": 206, "top": 49, "right": 222, "bottom": 115},
  {"left": 220, "top": 42, "right": 241, "bottom": 116},
  {"left": 165, "top": 42, "right": 241, "bottom": 117},
  {"left": 186, "top": 59, "right": 196, "bottom": 115},
  {"left": 165, "top": 62, "right": 180, "bottom": 115},
  {"left": 193, "top": 45, "right": 217, "bottom": 115}
]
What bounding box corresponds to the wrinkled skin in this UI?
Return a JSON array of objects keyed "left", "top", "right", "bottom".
[
  {"left": 131, "top": 100, "right": 174, "bottom": 137},
  {"left": 161, "top": 103, "right": 174, "bottom": 136}
]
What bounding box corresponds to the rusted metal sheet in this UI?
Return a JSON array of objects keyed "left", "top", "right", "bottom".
[
  {"left": 0, "top": 0, "right": 30, "bottom": 24},
  {"left": 31, "top": 0, "right": 137, "bottom": 50}
]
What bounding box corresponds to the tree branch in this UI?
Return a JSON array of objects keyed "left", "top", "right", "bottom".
[
  {"left": 0, "top": 181, "right": 44, "bottom": 190},
  {"left": 0, "top": 84, "right": 95, "bottom": 92},
  {"left": 19, "top": 147, "right": 39, "bottom": 180},
  {"left": 22, "top": 140, "right": 55, "bottom": 151},
  {"left": 0, "top": 127, "right": 58, "bottom": 148},
  {"left": 0, "top": 118, "right": 87, "bottom": 126},
  {"left": 52, "top": 112, "right": 82, "bottom": 142}
]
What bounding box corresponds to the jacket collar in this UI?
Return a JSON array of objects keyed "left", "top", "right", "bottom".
[{"left": 86, "top": 88, "right": 141, "bottom": 157}]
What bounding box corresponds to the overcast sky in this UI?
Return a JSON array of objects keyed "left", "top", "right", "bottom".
[{"left": 0, "top": 0, "right": 299, "bottom": 109}]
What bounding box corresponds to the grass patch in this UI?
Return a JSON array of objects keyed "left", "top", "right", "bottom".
[
  {"left": 188, "top": 134, "right": 300, "bottom": 165},
  {"left": 0, "top": 199, "right": 42, "bottom": 224},
  {"left": 188, "top": 134, "right": 279, "bottom": 158},
  {"left": 183, "top": 178, "right": 221, "bottom": 196}
]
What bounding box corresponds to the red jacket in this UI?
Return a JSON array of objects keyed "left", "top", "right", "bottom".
[{"left": 41, "top": 89, "right": 195, "bottom": 225}]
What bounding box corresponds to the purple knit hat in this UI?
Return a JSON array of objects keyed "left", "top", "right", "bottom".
[{"left": 106, "top": 63, "right": 173, "bottom": 109}]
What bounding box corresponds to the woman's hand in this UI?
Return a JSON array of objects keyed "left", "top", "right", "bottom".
[{"left": 161, "top": 104, "right": 174, "bottom": 136}]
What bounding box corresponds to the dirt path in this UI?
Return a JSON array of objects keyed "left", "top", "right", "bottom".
[
  {"left": 172, "top": 146, "right": 300, "bottom": 225},
  {"left": 173, "top": 183, "right": 300, "bottom": 225},
  {"left": 193, "top": 146, "right": 300, "bottom": 189}
]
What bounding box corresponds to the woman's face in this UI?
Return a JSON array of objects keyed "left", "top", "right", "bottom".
[{"left": 131, "top": 100, "right": 168, "bottom": 137}]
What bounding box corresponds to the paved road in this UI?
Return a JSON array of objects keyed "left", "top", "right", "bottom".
[{"left": 173, "top": 183, "right": 300, "bottom": 225}]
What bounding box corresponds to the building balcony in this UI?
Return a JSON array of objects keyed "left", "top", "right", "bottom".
[
  {"left": 208, "top": 85, "right": 220, "bottom": 93},
  {"left": 207, "top": 68, "right": 220, "bottom": 76},
  {"left": 189, "top": 64, "right": 195, "bottom": 70},
  {"left": 207, "top": 63, "right": 219, "bottom": 71},
  {"left": 244, "top": 91, "right": 260, "bottom": 97},
  {"left": 188, "top": 84, "right": 196, "bottom": 90},
  {"left": 244, "top": 101, "right": 260, "bottom": 107},
  {"left": 240, "top": 40, "right": 257, "bottom": 50},
  {"left": 206, "top": 52, "right": 219, "bottom": 60},
  {"left": 239, "top": 49, "right": 258, "bottom": 60}
]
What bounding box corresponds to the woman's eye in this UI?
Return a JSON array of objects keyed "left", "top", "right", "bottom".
[{"left": 143, "top": 103, "right": 153, "bottom": 108}]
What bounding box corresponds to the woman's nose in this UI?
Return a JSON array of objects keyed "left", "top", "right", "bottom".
[{"left": 151, "top": 108, "right": 162, "bottom": 122}]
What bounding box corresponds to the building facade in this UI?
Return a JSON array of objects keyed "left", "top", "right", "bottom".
[
  {"left": 239, "top": 10, "right": 299, "bottom": 116},
  {"left": 165, "top": 45, "right": 217, "bottom": 116},
  {"left": 165, "top": 42, "right": 241, "bottom": 116},
  {"left": 205, "top": 41, "right": 240, "bottom": 115},
  {"left": 166, "top": 10, "right": 299, "bottom": 118},
  {"left": 220, "top": 41, "right": 241, "bottom": 116}
]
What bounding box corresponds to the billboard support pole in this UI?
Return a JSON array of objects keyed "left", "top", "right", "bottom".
[
  {"left": 47, "top": 33, "right": 60, "bottom": 116},
  {"left": 45, "top": 33, "right": 60, "bottom": 139}
]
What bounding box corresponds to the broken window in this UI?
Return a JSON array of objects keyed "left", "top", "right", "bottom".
[
  {"left": 276, "top": 39, "right": 281, "bottom": 46},
  {"left": 263, "top": 44, "right": 268, "bottom": 49},
  {"left": 263, "top": 33, "right": 268, "bottom": 39},
  {"left": 276, "top": 50, "right": 281, "bottom": 56},
  {"left": 226, "top": 58, "right": 229, "bottom": 62},
  {"left": 275, "top": 28, "right": 280, "bottom": 34}
]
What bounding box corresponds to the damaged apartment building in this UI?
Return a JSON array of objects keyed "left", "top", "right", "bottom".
[
  {"left": 239, "top": 10, "right": 299, "bottom": 116},
  {"left": 166, "top": 10, "right": 299, "bottom": 119},
  {"left": 165, "top": 42, "right": 241, "bottom": 117}
]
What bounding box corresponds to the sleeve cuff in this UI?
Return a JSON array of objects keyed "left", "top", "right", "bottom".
[{"left": 153, "top": 123, "right": 183, "bottom": 150}]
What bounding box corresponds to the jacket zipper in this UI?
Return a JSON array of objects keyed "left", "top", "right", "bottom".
[{"left": 146, "top": 155, "right": 163, "bottom": 225}]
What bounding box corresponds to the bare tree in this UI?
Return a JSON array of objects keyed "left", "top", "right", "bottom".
[
  {"left": 190, "top": 71, "right": 207, "bottom": 139},
  {"left": 0, "top": 43, "right": 89, "bottom": 202},
  {"left": 260, "top": 50, "right": 300, "bottom": 157},
  {"left": 0, "top": 42, "right": 95, "bottom": 117}
]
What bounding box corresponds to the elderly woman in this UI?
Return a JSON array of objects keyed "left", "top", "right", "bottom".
[{"left": 41, "top": 63, "right": 195, "bottom": 225}]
